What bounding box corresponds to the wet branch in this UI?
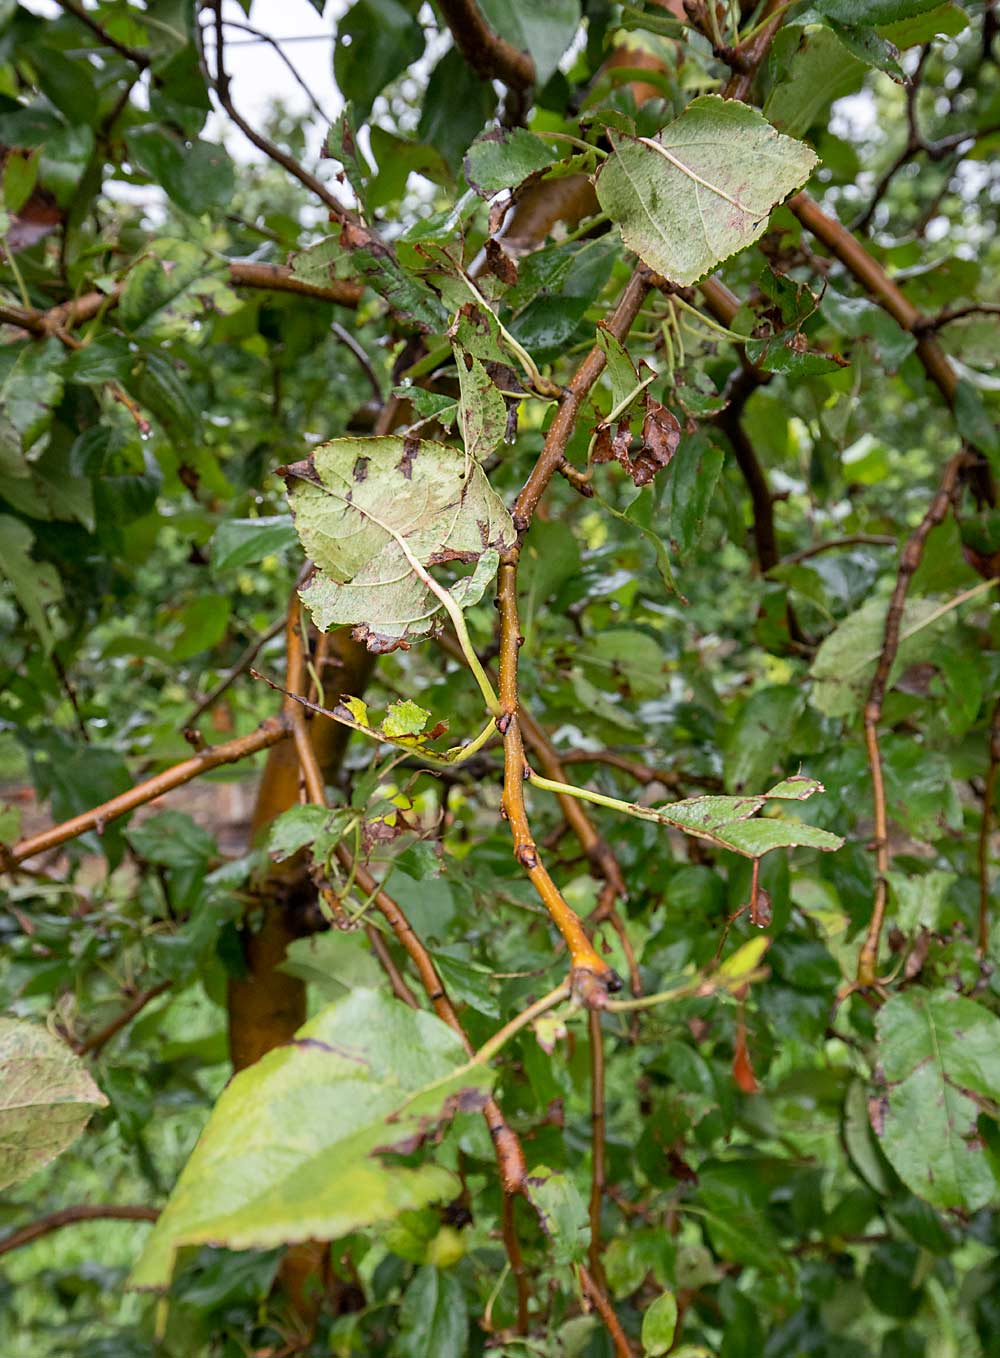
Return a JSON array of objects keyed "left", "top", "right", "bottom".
[
  {"left": 857, "top": 452, "right": 972, "bottom": 985},
  {"left": 7, "top": 717, "right": 289, "bottom": 866},
  {"left": 978, "top": 698, "right": 1000, "bottom": 957},
  {"left": 0, "top": 1205, "right": 159, "bottom": 1258},
  {"left": 436, "top": 0, "right": 535, "bottom": 91}
]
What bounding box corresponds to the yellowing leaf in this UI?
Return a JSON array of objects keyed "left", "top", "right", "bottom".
[
  {"left": 595, "top": 96, "right": 818, "bottom": 286},
  {"left": 0, "top": 1019, "right": 108, "bottom": 1191},
  {"left": 282, "top": 436, "right": 515, "bottom": 651},
  {"left": 130, "top": 989, "right": 493, "bottom": 1290}
]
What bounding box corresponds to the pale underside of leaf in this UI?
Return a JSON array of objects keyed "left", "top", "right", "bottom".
[
  {"left": 130, "top": 990, "right": 494, "bottom": 1289},
  {"left": 0, "top": 1020, "right": 108, "bottom": 1191},
  {"left": 595, "top": 95, "right": 819, "bottom": 287},
  {"left": 284, "top": 436, "right": 515, "bottom": 650}
]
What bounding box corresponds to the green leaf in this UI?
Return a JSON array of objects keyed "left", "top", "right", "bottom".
[
  {"left": 763, "top": 25, "right": 866, "bottom": 136},
  {"left": 397, "top": 1266, "right": 468, "bottom": 1358},
  {"left": 129, "top": 810, "right": 217, "bottom": 870},
  {"left": 593, "top": 490, "right": 679, "bottom": 597},
  {"left": 129, "top": 989, "right": 492, "bottom": 1289},
  {"left": 3, "top": 148, "right": 38, "bottom": 213},
  {"left": 0, "top": 337, "right": 65, "bottom": 448},
  {"left": 724, "top": 686, "right": 805, "bottom": 794},
  {"left": 664, "top": 432, "right": 725, "bottom": 562},
  {"left": 382, "top": 698, "right": 431, "bottom": 738},
  {"left": 0, "top": 514, "right": 62, "bottom": 650},
  {"left": 955, "top": 380, "right": 1000, "bottom": 470},
  {"left": 526, "top": 1166, "right": 590, "bottom": 1265},
  {"left": 814, "top": 0, "right": 945, "bottom": 23},
  {"left": 326, "top": 106, "right": 371, "bottom": 214},
  {"left": 128, "top": 130, "right": 236, "bottom": 215},
  {"left": 809, "top": 595, "right": 957, "bottom": 718},
  {"left": 0, "top": 1019, "right": 108, "bottom": 1191},
  {"left": 464, "top": 128, "right": 558, "bottom": 196},
  {"left": 886, "top": 870, "right": 957, "bottom": 934},
  {"left": 718, "top": 937, "right": 771, "bottom": 982},
  {"left": 334, "top": 0, "right": 424, "bottom": 121},
  {"left": 450, "top": 308, "right": 509, "bottom": 460},
  {"left": 283, "top": 436, "right": 515, "bottom": 650},
  {"left": 119, "top": 239, "right": 223, "bottom": 334},
  {"left": 651, "top": 783, "right": 842, "bottom": 859},
  {"left": 212, "top": 516, "right": 299, "bottom": 572},
  {"left": 596, "top": 96, "right": 818, "bottom": 287},
  {"left": 874, "top": 991, "right": 1000, "bottom": 1211},
  {"left": 478, "top": 0, "right": 581, "bottom": 85},
  {"left": 418, "top": 49, "right": 497, "bottom": 177},
  {"left": 339, "top": 224, "right": 451, "bottom": 332},
  {"left": 825, "top": 20, "right": 906, "bottom": 80},
  {"left": 642, "top": 1290, "right": 678, "bottom": 1355},
  {"left": 267, "top": 805, "right": 344, "bottom": 862}
]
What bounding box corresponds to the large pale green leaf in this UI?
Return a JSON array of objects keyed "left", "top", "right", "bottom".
[
  {"left": 130, "top": 989, "right": 493, "bottom": 1289},
  {"left": 0, "top": 1019, "right": 108, "bottom": 1191},
  {"left": 282, "top": 436, "right": 515, "bottom": 650},
  {"left": 595, "top": 96, "right": 818, "bottom": 287},
  {"left": 874, "top": 992, "right": 1000, "bottom": 1211}
]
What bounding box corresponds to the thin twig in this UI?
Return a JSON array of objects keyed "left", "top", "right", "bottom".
[
  {"left": 776, "top": 535, "right": 897, "bottom": 568},
  {"left": 331, "top": 321, "right": 382, "bottom": 402},
  {"left": 857, "top": 452, "right": 972, "bottom": 985},
  {"left": 578, "top": 1263, "right": 635, "bottom": 1357},
  {"left": 283, "top": 614, "right": 531, "bottom": 1322},
  {"left": 199, "top": 2, "right": 355, "bottom": 224},
  {"left": 978, "top": 698, "right": 1000, "bottom": 957},
  {"left": 8, "top": 717, "right": 289, "bottom": 865},
  {"left": 919, "top": 301, "right": 1000, "bottom": 331},
  {"left": 0, "top": 1205, "right": 159, "bottom": 1258},
  {"left": 182, "top": 615, "right": 286, "bottom": 730},
  {"left": 222, "top": 18, "right": 332, "bottom": 123},
  {"left": 588, "top": 1009, "right": 607, "bottom": 1285},
  {"left": 53, "top": 0, "right": 150, "bottom": 68},
  {"left": 73, "top": 980, "right": 173, "bottom": 1056}
]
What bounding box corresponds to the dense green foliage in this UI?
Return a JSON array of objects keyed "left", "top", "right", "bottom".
[{"left": 0, "top": 1, "right": 998, "bottom": 1355}]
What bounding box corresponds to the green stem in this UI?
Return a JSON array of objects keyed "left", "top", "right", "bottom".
[
  {"left": 673, "top": 293, "right": 747, "bottom": 342},
  {"left": 558, "top": 210, "right": 611, "bottom": 244},
  {"left": 4, "top": 237, "right": 31, "bottom": 310},
  {"left": 526, "top": 768, "right": 663, "bottom": 825},
  {"left": 474, "top": 983, "right": 572, "bottom": 1065},
  {"left": 534, "top": 130, "right": 608, "bottom": 160}
]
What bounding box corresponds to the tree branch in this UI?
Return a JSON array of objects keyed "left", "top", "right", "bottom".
[
  {"left": 0, "top": 1205, "right": 159, "bottom": 1258},
  {"left": 7, "top": 716, "right": 289, "bottom": 866},
  {"left": 978, "top": 697, "right": 1000, "bottom": 957},
  {"left": 73, "top": 980, "right": 173, "bottom": 1056},
  {"left": 857, "top": 451, "right": 972, "bottom": 985},
  {"left": 495, "top": 270, "right": 651, "bottom": 1004},
  {"left": 53, "top": 0, "right": 150, "bottom": 69},
  {"left": 199, "top": 2, "right": 355, "bottom": 225},
  {"left": 435, "top": 0, "right": 535, "bottom": 91}
]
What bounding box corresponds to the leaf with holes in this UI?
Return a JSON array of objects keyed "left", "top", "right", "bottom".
[
  {"left": 0, "top": 1019, "right": 108, "bottom": 1191},
  {"left": 281, "top": 436, "right": 515, "bottom": 651},
  {"left": 595, "top": 96, "right": 818, "bottom": 286},
  {"left": 130, "top": 989, "right": 492, "bottom": 1289}
]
